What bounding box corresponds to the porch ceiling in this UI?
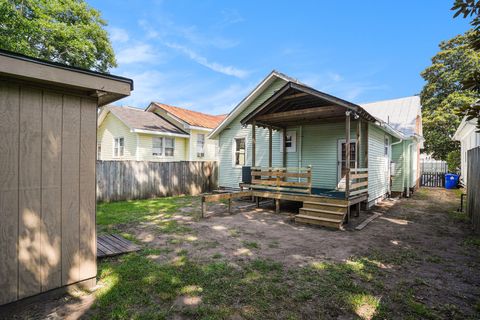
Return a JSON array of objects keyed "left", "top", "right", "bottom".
[{"left": 240, "top": 82, "right": 376, "bottom": 127}]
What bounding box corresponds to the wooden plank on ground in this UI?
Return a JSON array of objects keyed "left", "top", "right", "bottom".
[
  {"left": 0, "top": 82, "right": 20, "bottom": 305},
  {"left": 355, "top": 212, "right": 382, "bottom": 230},
  {"left": 97, "top": 234, "right": 141, "bottom": 258}
]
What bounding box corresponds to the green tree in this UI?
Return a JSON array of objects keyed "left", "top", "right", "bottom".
[
  {"left": 420, "top": 31, "right": 480, "bottom": 160},
  {"left": 452, "top": 0, "right": 480, "bottom": 128},
  {"left": 446, "top": 149, "right": 461, "bottom": 173},
  {"left": 0, "top": 0, "right": 116, "bottom": 72}
]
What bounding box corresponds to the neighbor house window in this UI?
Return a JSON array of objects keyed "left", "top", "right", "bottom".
[
  {"left": 384, "top": 137, "right": 389, "bottom": 156},
  {"left": 97, "top": 143, "right": 101, "bottom": 159},
  {"left": 114, "top": 137, "right": 124, "bottom": 157},
  {"left": 197, "top": 133, "right": 205, "bottom": 157},
  {"left": 234, "top": 138, "right": 245, "bottom": 166},
  {"left": 152, "top": 137, "right": 163, "bottom": 156},
  {"left": 165, "top": 137, "right": 174, "bottom": 156}
]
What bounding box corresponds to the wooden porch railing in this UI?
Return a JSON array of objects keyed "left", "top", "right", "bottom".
[
  {"left": 349, "top": 168, "right": 368, "bottom": 197},
  {"left": 250, "top": 166, "right": 312, "bottom": 194}
]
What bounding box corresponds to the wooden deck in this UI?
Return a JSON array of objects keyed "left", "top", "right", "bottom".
[
  {"left": 201, "top": 188, "right": 368, "bottom": 229},
  {"left": 97, "top": 234, "right": 141, "bottom": 258}
]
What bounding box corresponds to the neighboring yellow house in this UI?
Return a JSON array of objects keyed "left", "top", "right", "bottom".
[{"left": 97, "top": 104, "right": 225, "bottom": 162}]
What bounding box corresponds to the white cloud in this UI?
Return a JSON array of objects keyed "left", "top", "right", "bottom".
[
  {"left": 109, "top": 27, "right": 129, "bottom": 43},
  {"left": 176, "top": 83, "right": 252, "bottom": 115},
  {"left": 139, "top": 18, "right": 239, "bottom": 49},
  {"left": 113, "top": 70, "right": 251, "bottom": 115},
  {"left": 116, "top": 44, "right": 159, "bottom": 64},
  {"left": 165, "top": 42, "right": 248, "bottom": 78},
  {"left": 299, "top": 72, "right": 388, "bottom": 102}
]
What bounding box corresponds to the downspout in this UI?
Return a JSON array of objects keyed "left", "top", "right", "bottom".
[
  {"left": 406, "top": 141, "right": 414, "bottom": 197},
  {"left": 390, "top": 138, "right": 403, "bottom": 196}
]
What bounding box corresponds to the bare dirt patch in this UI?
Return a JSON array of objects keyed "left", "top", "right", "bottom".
[{"left": 3, "top": 188, "right": 479, "bottom": 319}]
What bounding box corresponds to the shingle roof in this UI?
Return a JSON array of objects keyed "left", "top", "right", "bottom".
[
  {"left": 107, "top": 105, "right": 187, "bottom": 135},
  {"left": 360, "top": 96, "right": 422, "bottom": 137},
  {"left": 151, "top": 102, "right": 226, "bottom": 129}
]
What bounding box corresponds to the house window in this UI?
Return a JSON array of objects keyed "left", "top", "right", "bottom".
[
  {"left": 384, "top": 137, "right": 389, "bottom": 156},
  {"left": 165, "top": 137, "right": 174, "bottom": 156},
  {"left": 197, "top": 134, "right": 205, "bottom": 158},
  {"left": 285, "top": 131, "right": 297, "bottom": 153},
  {"left": 114, "top": 137, "right": 124, "bottom": 157},
  {"left": 234, "top": 138, "right": 245, "bottom": 166},
  {"left": 152, "top": 137, "right": 163, "bottom": 156},
  {"left": 97, "top": 143, "right": 101, "bottom": 159}
]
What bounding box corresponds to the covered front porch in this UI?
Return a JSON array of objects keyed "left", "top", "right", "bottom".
[{"left": 205, "top": 81, "right": 377, "bottom": 228}]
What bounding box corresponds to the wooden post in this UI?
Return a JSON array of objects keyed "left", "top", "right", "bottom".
[
  {"left": 228, "top": 198, "right": 232, "bottom": 214},
  {"left": 275, "top": 199, "right": 280, "bottom": 214},
  {"left": 282, "top": 127, "right": 287, "bottom": 168},
  {"left": 201, "top": 197, "right": 206, "bottom": 218},
  {"left": 344, "top": 112, "right": 352, "bottom": 223},
  {"left": 356, "top": 119, "right": 360, "bottom": 169},
  {"left": 252, "top": 121, "right": 256, "bottom": 167},
  {"left": 345, "top": 111, "right": 351, "bottom": 201},
  {"left": 355, "top": 202, "right": 360, "bottom": 217},
  {"left": 365, "top": 122, "right": 369, "bottom": 168},
  {"left": 256, "top": 196, "right": 260, "bottom": 208},
  {"left": 268, "top": 126, "right": 273, "bottom": 168}
]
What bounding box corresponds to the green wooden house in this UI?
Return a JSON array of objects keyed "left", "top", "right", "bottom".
[{"left": 208, "top": 71, "right": 423, "bottom": 228}]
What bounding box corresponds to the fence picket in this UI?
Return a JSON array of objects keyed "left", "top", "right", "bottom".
[
  {"left": 467, "top": 147, "right": 480, "bottom": 233},
  {"left": 96, "top": 161, "right": 218, "bottom": 202}
]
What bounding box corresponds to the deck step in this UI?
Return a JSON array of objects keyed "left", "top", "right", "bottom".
[
  {"left": 302, "top": 202, "right": 348, "bottom": 213},
  {"left": 302, "top": 201, "right": 348, "bottom": 208},
  {"left": 295, "top": 214, "right": 343, "bottom": 229},
  {"left": 299, "top": 208, "right": 346, "bottom": 219}
]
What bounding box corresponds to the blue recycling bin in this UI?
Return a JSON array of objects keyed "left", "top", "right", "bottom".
[{"left": 445, "top": 173, "right": 459, "bottom": 189}]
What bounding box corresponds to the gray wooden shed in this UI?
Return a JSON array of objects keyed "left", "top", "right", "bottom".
[{"left": 0, "top": 50, "right": 133, "bottom": 305}]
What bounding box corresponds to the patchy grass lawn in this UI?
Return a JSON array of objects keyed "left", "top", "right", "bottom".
[
  {"left": 92, "top": 251, "right": 388, "bottom": 319},
  {"left": 5, "top": 188, "right": 480, "bottom": 319},
  {"left": 96, "top": 196, "right": 197, "bottom": 233}
]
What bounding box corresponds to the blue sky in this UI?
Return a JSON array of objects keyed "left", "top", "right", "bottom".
[{"left": 89, "top": 0, "right": 471, "bottom": 115}]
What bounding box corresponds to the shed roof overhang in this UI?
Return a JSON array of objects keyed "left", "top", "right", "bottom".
[
  {"left": 0, "top": 49, "right": 133, "bottom": 106},
  {"left": 240, "top": 82, "right": 377, "bottom": 128}
]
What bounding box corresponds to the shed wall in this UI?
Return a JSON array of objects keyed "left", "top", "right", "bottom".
[{"left": 0, "top": 81, "right": 97, "bottom": 305}]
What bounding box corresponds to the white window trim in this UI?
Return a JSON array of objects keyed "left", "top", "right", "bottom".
[
  {"left": 280, "top": 130, "right": 297, "bottom": 153},
  {"left": 196, "top": 133, "right": 205, "bottom": 158},
  {"left": 337, "top": 138, "right": 357, "bottom": 182},
  {"left": 164, "top": 137, "right": 175, "bottom": 157},
  {"left": 152, "top": 136, "right": 163, "bottom": 157},
  {"left": 113, "top": 137, "right": 125, "bottom": 158},
  {"left": 232, "top": 136, "right": 247, "bottom": 168}
]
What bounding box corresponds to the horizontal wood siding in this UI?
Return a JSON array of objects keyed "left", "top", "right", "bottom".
[
  {"left": 189, "top": 129, "right": 218, "bottom": 161},
  {"left": 0, "top": 81, "right": 97, "bottom": 305},
  {"left": 218, "top": 78, "right": 287, "bottom": 188},
  {"left": 367, "top": 123, "right": 392, "bottom": 202},
  {"left": 391, "top": 142, "right": 405, "bottom": 192},
  {"left": 137, "top": 134, "right": 187, "bottom": 162},
  {"left": 96, "top": 160, "right": 218, "bottom": 202},
  {"left": 97, "top": 112, "right": 137, "bottom": 160},
  {"left": 301, "top": 121, "right": 361, "bottom": 189}
]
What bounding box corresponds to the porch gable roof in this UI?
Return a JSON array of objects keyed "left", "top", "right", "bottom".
[{"left": 240, "top": 81, "right": 377, "bottom": 127}]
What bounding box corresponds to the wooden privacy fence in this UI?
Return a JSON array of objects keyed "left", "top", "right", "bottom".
[
  {"left": 420, "top": 160, "right": 447, "bottom": 188},
  {"left": 467, "top": 147, "right": 480, "bottom": 233},
  {"left": 420, "top": 172, "right": 445, "bottom": 188},
  {"left": 96, "top": 160, "right": 218, "bottom": 202}
]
